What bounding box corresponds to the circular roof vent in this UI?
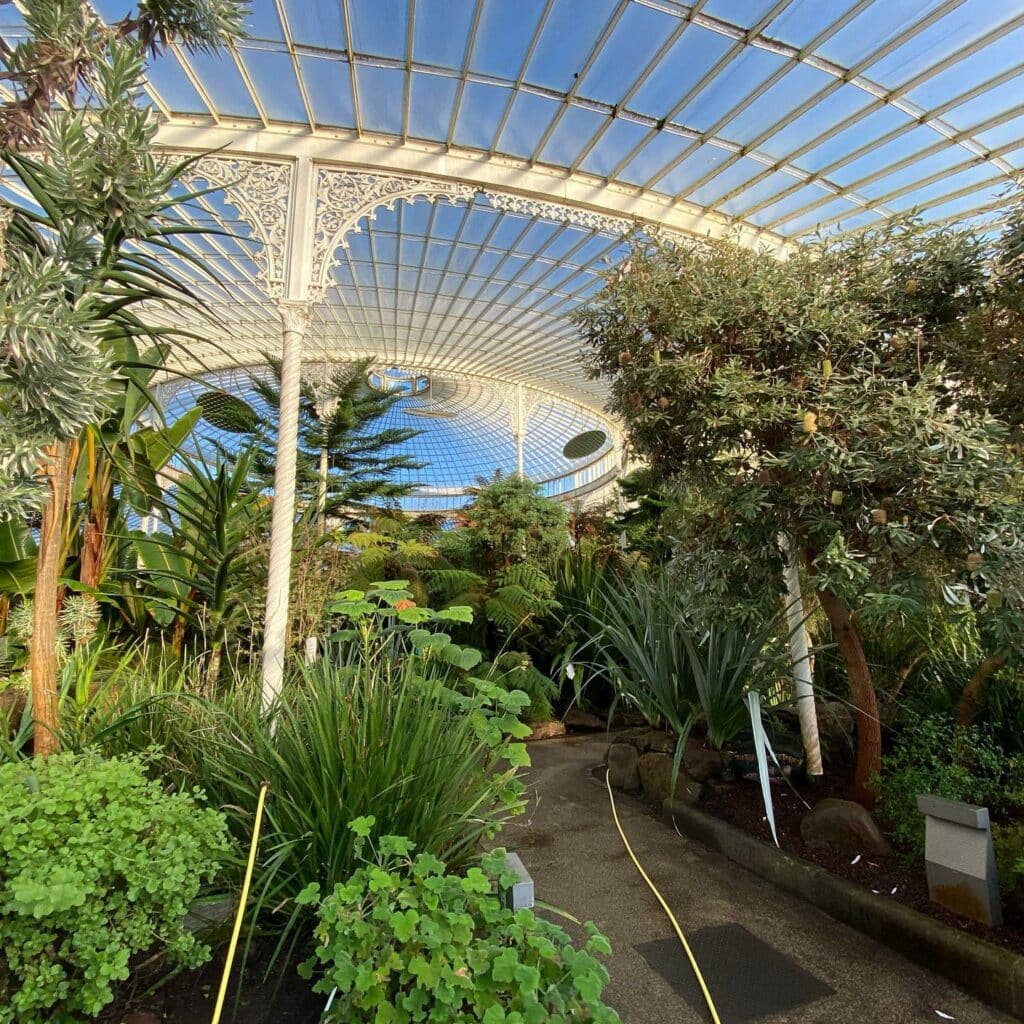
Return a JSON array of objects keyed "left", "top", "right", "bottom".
[{"left": 562, "top": 429, "right": 607, "bottom": 460}]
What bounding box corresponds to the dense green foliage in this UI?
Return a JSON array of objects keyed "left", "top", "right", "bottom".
[
  {"left": 0, "top": 0, "right": 246, "bottom": 518},
  {"left": 299, "top": 820, "right": 619, "bottom": 1024},
  {"left": 878, "top": 713, "right": 1024, "bottom": 859},
  {"left": 53, "top": 587, "right": 533, "bottom": 971},
  {"left": 0, "top": 751, "right": 228, "bottom": 1023},
  {"left": 577, "top": 216, "right": 1024, "bottom": 803}
]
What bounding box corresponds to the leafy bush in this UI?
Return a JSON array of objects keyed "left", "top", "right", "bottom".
[
  {"left": 993, "top": 823, "right": 1024, "bottom": 910},
  {"left": 878, "top": 713, "right": 1024, "bottom": 858},
  {"left": 0, "top": 751, "right": 229, "bottom": 1023},
  {"left": 298, "top": 818, "right": 620, "bottom": 1024},
  {"left": 89, "top": 586, "right": 533, "bottom": 971}
]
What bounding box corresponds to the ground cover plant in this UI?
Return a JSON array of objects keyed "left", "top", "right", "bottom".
[
  {"left": 299, "top": 818, "right": 620, "bottom": 1024},
  {"left": 0, "top": 751, "right": 229, "bottom": 1024}
]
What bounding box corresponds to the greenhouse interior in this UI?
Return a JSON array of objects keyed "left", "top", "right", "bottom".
[{"left": 2, "top": 2, "right": 1024, "bottom": 1022}]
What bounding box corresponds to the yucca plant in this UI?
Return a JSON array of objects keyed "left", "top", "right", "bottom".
[{"left": 589, "top": 568, "right": 783, "bottom": 780}]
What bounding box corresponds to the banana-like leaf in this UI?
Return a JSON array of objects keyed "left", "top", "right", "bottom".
[{"left": 0, "top": 519, "right": 36, "bottom": 562}]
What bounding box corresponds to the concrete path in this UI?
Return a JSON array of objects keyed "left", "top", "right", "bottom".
[{"left": 505, "top": 735, "right": 1015, "bottom": 1024}]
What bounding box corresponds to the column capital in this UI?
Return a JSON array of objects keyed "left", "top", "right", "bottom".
[{"left": 277, "top": 299, "right": 312, "bottom": 335}]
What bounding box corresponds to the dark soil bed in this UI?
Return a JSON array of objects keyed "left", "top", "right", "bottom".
[
  {"left": 102, "top": 942, "right": 322, "bottom": 1024},
  {"left": 699, "top": 771, "right": 1024, "bottom": 957}
]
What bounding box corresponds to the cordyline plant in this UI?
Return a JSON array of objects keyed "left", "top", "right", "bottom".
[
  {"left": 1, "top": 0, "right": 247, "bottom": 753},
  {"left": 576, "top": 217, "right": 1024, "bottom": 807}
]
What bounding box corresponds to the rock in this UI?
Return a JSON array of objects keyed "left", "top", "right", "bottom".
[
  {"left": 800, "top": 798, "right": 892, "bottom": 855},
  {"left": 634, "top": 728, "right": 675, "bottom": 754},
  {"left": 563, "top": 708, "right": 606, "bottom": 731},
  {"left": 638, "top": 752, "right": 703, "bottom": 805},
  {"left": 527, "top": 720, "right": 566, "bottom": 741},
  {"left": 606, "top": 743, "right": 641, "bottom": 792},
  {"left": 682, "top": 740, "right": 723, "bottom": 782},
  {"left": 816, "top": 701, "right": 855, "bottom": 748}
]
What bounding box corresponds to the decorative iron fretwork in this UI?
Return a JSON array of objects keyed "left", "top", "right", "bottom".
[
  {"left": 312, "top": 170, "right": 478, "bottom": 301},
  {"left": 484, "top": 193, "right": 635, "bottom": 239},
  {"left": 179, "top": 156, "right": 292, "bottom": 299}
]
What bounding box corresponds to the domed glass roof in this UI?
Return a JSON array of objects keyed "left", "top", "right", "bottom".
[{"left": 162, "top": 365, "right": 617, "bottom": 512}]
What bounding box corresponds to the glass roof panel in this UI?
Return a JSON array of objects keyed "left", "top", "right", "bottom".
[
  {"left": 242, "top": 0, "right": 285, "bottom": 42},
  {"left": 179, "top": 49, "right": 260, "bottom": 119},
  {"left": 579, "top": 118, "right": 652, "bottom": 178},
  {"left": 721, "top": 64, "right": 834, "bottom": 147},
  {"left": 576, "top": 3, "right": 678, "bottom": 107},
  {"left": 864, "top": 1, "right": 1019, "bottom": 89},
  {"left": 537, "top": 106, "right": 608, "bottom": 167},
  {"left": 298, "top": 55, "right": 355, "bottom": 128},
  {"left": 524, "top": 0, "right": 619, "bottom": 93},
  {"left": 281, "top": 0, "right": 346, "bottom": 48},
  {"left": 816, "top": 0, "right": 950, "bottom": 67},
  {"left": 413, "top": 0, "right": 476, "bottom": 69},
  {"left": 616, "top": 130, "right": 698, "bottom": 188},
  {"left": 355, "top": 65, "right": 406, "bottom": 135},
  {"left": 629, "top": 27, "right": 734, "bottom": 120},
  {"left": 792, "top": 105, "right": 914, "bottom": 175},
  {"left": 241, "top": 49, "right": 307, "bottom": 122},
  {"left": 765, "top": 0, "right": 864, "bottom": 48},
  {"left": 495, "top": 92, "right": 562, "bottom": 159},
  {"left": 675, "top": 47, "right": 788, "bottom": 134},
  {"left": 144, "top": 53, "right": 209, "bottom": 115},
  {"left": 349, "top": 0, "right": 409, "bottom": 60},
  {"left": 452, "top": 82, "right": 510, "bottom": 150},
  {"left": 409, "top": 72, "right": 461, "bottom": 140},
  {"left": 470, "top": 0, "right": 547, "bottom": 79}
]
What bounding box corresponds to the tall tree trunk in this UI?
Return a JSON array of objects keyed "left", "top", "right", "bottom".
[
  {"left": 955, "top": 653, "right": 1006, "bottom": 727},
  {"left": 31, "top": 440, "right": 73, "bottom": 756},
  {"left": 815, "top": 585, "right": 882, "bottom": 808}
]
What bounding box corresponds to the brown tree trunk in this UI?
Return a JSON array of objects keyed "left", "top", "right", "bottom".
[
  {"left": 955, "top": 653, "right": 1007, "bottom": 727},
  {"left": 815, "top": 585, "right": 882, "bottom": 808},
  {"left": 79, "top": 511, "right": 107, "bottom": 591},
  {"left": 31, "top": 440, "right": 73, "bottom": 756}
]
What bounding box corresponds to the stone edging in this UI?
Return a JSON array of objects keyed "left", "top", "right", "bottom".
[{"left": 661, "top": 797, "right": 1024, "bottom": 1020}]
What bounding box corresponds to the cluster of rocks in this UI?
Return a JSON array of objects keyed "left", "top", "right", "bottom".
[
  {"left": 606, "top": 728, "right": 726, "bottom": 806},
  {"left": 606, "top": 719, "right": 892, "bottom": 859}
]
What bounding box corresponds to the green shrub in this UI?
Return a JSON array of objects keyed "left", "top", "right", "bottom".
[
  {"left": 878, "top": 713, "right": 1024, "bottom": 859},
  {"left": 993, "top": 823, "right": 1024, "bottom": 910},
  {"left": 0, "top": 751, "right": 229, "bottom": 1024},
  {"left": 298, "top": 818, "right": 620, "bottom": 1024}
]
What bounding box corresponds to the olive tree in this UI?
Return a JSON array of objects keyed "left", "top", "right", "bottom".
[{"left": 576, "top": 220, "right": 1024, "bottom": 806}]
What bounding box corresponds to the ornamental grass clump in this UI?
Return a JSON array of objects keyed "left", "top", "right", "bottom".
[
  {"left": 0, "top": 751, "right": 229, "bottom": 1024},
  {"left": 298, "top": 817, "right": 620, "bottom": 1024}
]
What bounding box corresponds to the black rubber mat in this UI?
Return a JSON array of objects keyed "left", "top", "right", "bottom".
[{"left": 636, "top": 923, "right": 834, "bottom": 1022}]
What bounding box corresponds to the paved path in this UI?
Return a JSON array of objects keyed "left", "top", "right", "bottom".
[{"left": 504, "top": 735, "right": 1015, "bottom": 1024}]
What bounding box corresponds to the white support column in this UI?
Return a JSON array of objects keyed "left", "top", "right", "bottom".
[
  {"left": 260, "top": 155, "right": 316, "bottom": 708},
  {"left": 514, "top": 383, "right": 525, "bottom": 477},
  {"left": 779, "top": 533, "right": 823, "bottom": 777},
  {"left": 260, "top": 301, "right": 310, "bottom": 706}
]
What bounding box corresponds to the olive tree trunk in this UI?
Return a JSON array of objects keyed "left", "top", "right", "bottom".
[
  {"left": 815, "top": 584, "right": 882, "bottom": 808},
  {"left": 955, "top": 653, "right": 1007, "bottom": 726}
]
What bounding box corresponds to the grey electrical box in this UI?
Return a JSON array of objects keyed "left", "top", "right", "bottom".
[
  {"left": 917, "top": 793, "right": 1002, "bottom": 927},
  {"left": 501, "top": 851, "right": 535, "bottom": 911}
]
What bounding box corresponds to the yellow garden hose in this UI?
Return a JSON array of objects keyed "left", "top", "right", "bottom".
[
  {"left": 605, "top": 769, "right": 723, "bottom": 1024},
  {"left": 211, "top": 782, "right": 270, "bottom": 1024}
]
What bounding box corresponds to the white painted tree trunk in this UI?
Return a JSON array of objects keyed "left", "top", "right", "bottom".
[{"left": 779, "top": 533, "right": 823, "bottom": 777}]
